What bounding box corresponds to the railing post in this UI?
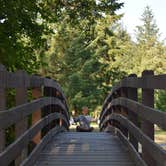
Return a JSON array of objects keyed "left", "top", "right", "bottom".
[
  {"left": 0, "top": 65, "right": 6, "bottom": 152},
  {"left": 42, "top": 86, "right": 51, "bottom": 136},
  {"left": 56, "top": 91, "right": 63, "bottom": 127},
  {"left": 32, "top": 87, "right": 42, "bottom": 145},
  {"left": 141, "top": 70, "right": 155, "bottom": 166},
  {"left": 120, "top": 87, "right": 128, "bottom": 137},
  {"left": 127, "top": 74, "right": 138, "bottom": 151},
  {"left": 15, "top": 71, "right": 28, "bottom": 166}
]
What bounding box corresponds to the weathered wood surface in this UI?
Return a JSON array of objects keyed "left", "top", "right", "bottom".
[
  {"left": 0, "top": 113, "right": 68, "bottom": 166},
  {"left": 100, "top": 97, "right": 166, "bottom": 130},
  {"left": 0, "top": 97, "right": 69, "bottom": 130},
  {"left": 101, "top": 114, "right": 166, "bottom": 166},
  {"left": 100, "top": 71, "right": 166, "bottom": 166},
  {"left": 35, "top": 132, "right": 135, "bottom": 166},
  {"left": 101, "top": 73, "right": 166, "bottom": 114}
]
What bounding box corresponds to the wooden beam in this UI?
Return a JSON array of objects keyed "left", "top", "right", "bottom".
[
  {"left": 120, "top": 87, "right": 128, "bottom": 137},
  {"left": 0, "top": 113, "right": 67, "bottom": 166},
  {"left": 32, "top": 88, "right": 42, "bottom": 145},
  {"left": 141, "top": 70, "right": 155, "bottom": 166},
  {"left": 0, "top": 65, "right": 6, "bottom": 152},
  {"left": 127, "top": 74, "right": 138, "bottom": 151},
  {"left": 103, "top": 114, "right": 166, "bottom": 166},
  {"left": 15, "top": 71, "right": 28, "bottom": 166},
  {"left": 100, "top": 97, "right": 166, "bottom": 131},
  {"left": 0, "top": 97, "right": 69, "bottom": 130}
]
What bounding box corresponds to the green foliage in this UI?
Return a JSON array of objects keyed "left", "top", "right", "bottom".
[
  {"left": 1, "top": 1, "right": 165, "bottom": 113},
  {"left": 136, "top": 6, "right": 159, "bottom": 44},
  {"left": 42, "top": 1, "right": 125, "bottom": 112},
  {"left": 0, "top": 0, "right": 47, "bottom": 72},
  {"left": 112, "top": 6, "right": 166, "bottom": 112},
  {"left": 134, "top": 6, "right": 166, "bottom": 75},
  {"left": 156, "top": 91, "right": 166, "bottom": 112},
  {"left": 113, "top": 6, "right": 166, "bottom": 76},
  {"left": 2, "top": 1, "right": 165, "bottom": 157}
]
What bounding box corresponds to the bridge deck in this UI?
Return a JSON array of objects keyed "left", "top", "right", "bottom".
[{"left": 35, "top": 132, "right": 135, "bottom": 166}]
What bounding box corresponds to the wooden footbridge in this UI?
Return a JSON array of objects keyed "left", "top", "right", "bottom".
[{"left": 0, "top": 65, "right": 166, "bottom": 166}]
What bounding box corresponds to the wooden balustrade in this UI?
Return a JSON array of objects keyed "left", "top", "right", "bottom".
[
  {"left": 100, "top": 70, "right": 166, "bottom": 166},
  {"left": 0, "top": 65, "right": 70, "bottom": 166}
]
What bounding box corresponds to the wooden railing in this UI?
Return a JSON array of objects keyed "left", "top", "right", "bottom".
[
  {"left": 0, "top": 65, "right": 70, "bottom": 166},
  {"left": 99, "top": 70, "right": 166, "bottom": 166}
]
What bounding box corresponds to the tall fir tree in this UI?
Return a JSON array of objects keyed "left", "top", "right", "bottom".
[
  {"left": 43, "top": 1, "right": 125, "bottom": 112},
  {"left": 116, "top": 6, "right": 166, "bottom": 76},
  {"left": 136, "top": 6, "right": 159, "bottom": 45}
]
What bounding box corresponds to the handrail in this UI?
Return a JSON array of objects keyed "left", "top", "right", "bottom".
[
  {"left": 0, "top": 113, "right": 67, "bottom": 166},
  {"left": 0, "top": 97, "right": 69, "bottom": 130},
  {"left": 101, "top": 114, "right": 166, "bottom": 166},
  {"left": 21, "top": 126, "right": 66, "bottom": 166},
  {"left": 0, "top": 64, "right": 70, "bottom": 166},
  {"left": 101, "top": 74, "right": 166, "bottom": 119},
  {"left": 100, "top": 70, "right": 166, "bottom": 166},
  {"left": 0, "top": 68, "right": 68, "bottom": 110},
  {"left": 100, "top": 97, "right": 166, "bottom": 130}
]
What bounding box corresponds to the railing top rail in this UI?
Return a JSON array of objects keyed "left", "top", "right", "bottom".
[
  {"left": 0, "top": 71, "right": 64, "bottom": 92},
  {"left": 100, "top": 97, "right": 166, "bottom": 130},
  {"left": 0, "top": 65, "right": 68, "bottom": 108},
  {"left": 100, "top": 71, "right": 166, "bottom": 166},
  {"left": 113, "top": 74, "right": 166, "bottom": 91},
  {"left": 0, "top": 113, "right": 67, "bottom": 166},
  {"left": 101, "top": 114, "right": 166, "bottom": 166},
  {"left": 0, "top": 64, "right": 70, "bottom": 166},
  {"left": 101, "top": 73, "right": 166, "bottom": 117},
  {"left": 0, "top": 97, "right": 70, "bottom": 130}
]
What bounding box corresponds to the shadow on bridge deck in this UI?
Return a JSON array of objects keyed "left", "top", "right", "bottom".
[{"left": 34, "top": 132, "right": 135, "bottom": 166}]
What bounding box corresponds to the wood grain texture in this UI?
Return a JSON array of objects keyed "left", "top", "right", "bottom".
[
  {"left": 0, "top": 65, "right": 6, "bottom": 152},
  {"left": 35, "top": 132, "right": 135, "bottom": 166},
  {"left": 15, "top": 71, "right": 28, "bottom": 165},
  {"left": 0, "top": 113, "right": 67, "bottom": 166},
  {"left": 0, "top": 70, "right": 68, "bottom": 112},
  {"left": 141, "top": 70, "right": 155, "bottom": 166},
  {"left": 101, "top": 73, "right": 166, "bottom": 118},
  {"left": 0, "top": 97, "right": 69, "bottom": 130},
  {"left": 21, "top": 126, "right": 66, "bottom": 166},
  {"left": 101, "top": 114, "right": 166, "bottom": 166},
  {"left": 116, "top": 129, "right": 147, "bottom": 166},
  {"left": 100, "top": 97, "right": 166, "bottom": 130},
  {"left": 32, "top": 88, "right": 42, "bottom": 145}
]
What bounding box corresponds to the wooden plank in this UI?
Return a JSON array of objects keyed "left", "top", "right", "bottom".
[
  {"left": 15, "top": 71, "right": 28, "bottom": 166},
  {"left": 43, "top": 78, "right": 63, "bottom": 96},
  {"left": 125, "top": 74, "right": 166, "bottom": 89},
  {"left": 34, "top": 132, "right": 135, "bottom": 166},
  {"left": 32, "top": 88, "right": 42, "bottom": 145},
  {"left": 141, "top": 70, "right": 155, "bottom": 166},
  {"left": 100, "top": 97, "right": 166, "bottom": 130},
  {"left": 0, "top": 113, "right": 67, "bottom": 166},
  {"left": 0, "top": 71, "right": 30, "bottom": 88},
  {"left": 112, "top": 74, "right": 166, "bottom": 91},
  {"left": 120, "top": 87, "right": 128, "bottom": 137},
  {"left": 116, "top": 129, "right": 147, "bottom": 166},
  {"left": 0, "top": 65, "right": 6, "bottom": 152},
  {"left": 101, "top": 73, "right": 166, "bottom": 117},
  {"left": 104, "top": 114, "right": 166, "bottom": 166},
  {"left": 127, "top": 74, "right": 138, "bottom": 151},
  {"left": 0, "top": 97, "right": 69, "bottom": 130},
  {"left": 30, "top": 75, "right": 44, "bottom": 88},
  {"left": 21, "top": 127, "right": 66, "bottom": 166},
  {"left": 0, "top": 70, "right": 68, "bottom": 111},
  {"left": 0, "top": 68, "right": 69, "bottom": 121}
]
